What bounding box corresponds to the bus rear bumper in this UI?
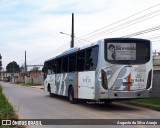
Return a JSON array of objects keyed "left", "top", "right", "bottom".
[{"left": 108, "top": 89, "right": 152, "bottom": 99}]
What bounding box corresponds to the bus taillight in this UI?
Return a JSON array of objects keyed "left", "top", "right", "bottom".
[
  {"left": 146, "top": 69, "right": 152, "bottom": 89},
  {"left": 101, "top": 69, "right": 108, "bottom": 90}
]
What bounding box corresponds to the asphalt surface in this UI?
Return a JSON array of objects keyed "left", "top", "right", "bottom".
[{"left": 1, "top": 82, "right": 160, "bottom": 128}]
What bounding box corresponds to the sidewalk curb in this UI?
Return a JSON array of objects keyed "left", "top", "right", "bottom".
[
  {"left": 13, "top": 83, "right": 44, "bottom": 90},
  {"left": 30, "top": 85, "right": 44, "bottom": 90}
]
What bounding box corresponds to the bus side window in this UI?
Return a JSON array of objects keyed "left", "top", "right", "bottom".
[
  {"left": 62, "top": 56, "right": 68, "bottom": 73},
  {"left": 52, "top": 60, "right": 56, "bottom": 74},
  {"left": 45, "top": 62, "right": 48, "bottom": 73},
  {"left": 77, "top": 50, "right": 85, "bottom": 71},
  {"left": 44, "top": 62, "right": 47, "bottom": 79},
  {"left": 56, "top": 58, "right": 62, "bottom": 73},
  {"left": 85, "top": 46, "right": 99, "bottom": 71},
  {"left": 69, "top": 53, "right": 76, "bottom": 72},
  {"left": 48, "top": 61, "right": 52, "bottom": 75}
]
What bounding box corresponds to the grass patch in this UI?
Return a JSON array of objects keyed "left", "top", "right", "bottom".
[
  {"left": 23, "top": 83, "right": 42, "bottom": 87},
  {"left": 23, "top": 83, "right": 35, "bottom": 86},
  {"left": 0, "top": 84, "right": 25, "bottom": 128},
  {"left": 129, "top": 98, "right": 160, "bottom": 106},
  {"left": 15, "top": 82, "right": 24, "bottom": 85},
  {"left": 0, "top": 85, "right": 16, "bottom": 120},
  {"left": 125, "top": 98, "right": 160, "bottom": 111}
]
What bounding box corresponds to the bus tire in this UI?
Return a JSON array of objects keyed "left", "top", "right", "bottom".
[
  {"left": 48, "top": 85, "right": 53, "bottom": 97},
  {"left": 104, "top": 101, "right": 112, "bottom": 105},
  {"left": 68, "top": 87, "right": 77, "bottom": 104}
]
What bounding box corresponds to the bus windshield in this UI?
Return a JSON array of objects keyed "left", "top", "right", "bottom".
[{"left": 104, "top": 38, "right": 150, "bottom": 64}]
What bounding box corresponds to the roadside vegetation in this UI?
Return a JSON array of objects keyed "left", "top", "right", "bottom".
[
  {"left": 126, "top": 98, "right": 160, "bottom": 111},
  {"left": 0, "top": 84, "right": 25, "bottom": 128},
  {"left": 15, "top": 82, "right": 23, "bottom": 85},
  {"left": 0, "top": 84, "right": 16, "bottom": 127},
  {"left": 0, "top": 85, "right": 16, "bottom": 119}
]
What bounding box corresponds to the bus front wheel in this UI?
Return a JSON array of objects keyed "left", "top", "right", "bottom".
[{"left": 68, "top": 87, "right": 77, "bottom": 104}]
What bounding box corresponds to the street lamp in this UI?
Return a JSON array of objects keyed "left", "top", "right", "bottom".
[
  {"left": 60, "top": 32, "right": 70, "bottom": 36},
  {"left": 60, "top": 13, "right": 74, "bottom": 48},
  {"left": 60, "top": 32, "right": 92, "bottom": 47},
  {"left": 60, "top": 32, "right": 74, "bottom": 48}
]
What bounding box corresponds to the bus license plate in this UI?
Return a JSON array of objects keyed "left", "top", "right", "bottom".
[{"left": 123, "top": 82, "right": 133, "bottom": 86}]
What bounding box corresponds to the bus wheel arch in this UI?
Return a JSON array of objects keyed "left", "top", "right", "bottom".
[{"left": 68, "top": 85, "right": 77, "bottom": 104}]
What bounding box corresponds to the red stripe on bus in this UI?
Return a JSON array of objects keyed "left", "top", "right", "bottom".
[{"left": 127, "top": 73, "right": 131, "bottom": 91}]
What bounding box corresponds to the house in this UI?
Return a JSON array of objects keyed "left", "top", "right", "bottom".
[
  {"left": 0, "top": 70, "right": 43, "bottom": 85},
  {"left": 18, "top": 70, "right": 43, "bottom": 85},
  {"left": 0, "top": 71, "right": 19, "bottom": 82}
]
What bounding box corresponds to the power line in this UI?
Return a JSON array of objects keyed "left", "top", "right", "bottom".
[
  {"left": 32, "top": 39, "right": 88, "bottom": 65},
  {"left": 123, "top": 25, "right": 160, "bottom": 37},
  {"left": 29, "top": 39, "right": 87, "bottom": 65},
  {"left": 81, "top": 9, "right": 160, "bottom": 41},
  {"left": 30, "top": 24, "right": 160, "bottom": 65},
  {"left": 29, "top": 3, "right": 160, "bottom": 65},
  {"left": 27, "top": 42, "right": 70, "bottom": 63},
  {"left": 147, "top": 35, "right": 160, "bottom": 40},
  {"left": 31, "top": 26, "right": 160, "bottom": 65},
  {"left": 31, "top": 25, "right": 160, "bottom": 65},
  {"left": 79, "top": 2, "right": 160, "bottom": 38},
  {"left": 28, "top": 38, "right": 88, "bottom": 65},
  {"left": 143, "top": 34, "right": 160, "bottom": 39},
  {"left": 152, "top": 39, "right": 160, "bottom": 42}
]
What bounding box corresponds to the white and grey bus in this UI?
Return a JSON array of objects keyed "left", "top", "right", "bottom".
[{"left": 43, "top": 38, "right": 153, "bottom": 103}]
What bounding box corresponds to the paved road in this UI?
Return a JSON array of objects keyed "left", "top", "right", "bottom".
[{"left": 1, "top": 82, "right": 160, "bottom": 128}]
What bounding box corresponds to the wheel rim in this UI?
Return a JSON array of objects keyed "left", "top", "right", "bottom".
[
  {"left": 49, "top": 87, "right": 51, "bottom": 95},
  {"left": 69, "top": 90, "right": 73, "bottom": 101}
]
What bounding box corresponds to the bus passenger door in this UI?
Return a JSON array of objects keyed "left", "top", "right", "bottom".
[{"left": 78, "top": 71, "right": 95, "bottom": 99}]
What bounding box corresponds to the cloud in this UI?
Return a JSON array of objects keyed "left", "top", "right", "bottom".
[{"left": 0, "top": 0, "right": 160, "bottom": 69}]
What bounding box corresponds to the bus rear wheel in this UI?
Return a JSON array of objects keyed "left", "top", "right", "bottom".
[
  {"left": 48, "top": 85, "right": 54, "bottom": 97},
  {"left": 68, "top": 87, "right": 77, "bottom": 104}
]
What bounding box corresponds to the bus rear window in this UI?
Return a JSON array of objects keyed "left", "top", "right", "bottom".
[{"left": 104, "top": 38, "right": 150, "bottom": 64}]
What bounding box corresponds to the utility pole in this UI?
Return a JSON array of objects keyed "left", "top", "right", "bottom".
[
  {"left": 25, "top": 51, "right": 27, "bottom": 84},
  {"left": 71, "top": 13, "right": 74, "bottom": 48},
  {"left": 12, "top": 61, "right": 14, "bottom": 83}
]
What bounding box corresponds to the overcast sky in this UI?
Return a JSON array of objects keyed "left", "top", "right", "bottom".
[{"left": 0, "top": 0, "right": 160, "bottom": 70}]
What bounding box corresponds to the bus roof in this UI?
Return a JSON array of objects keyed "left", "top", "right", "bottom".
[
  {"left": 44, "top": 40, "right": 99, "bottom": 63},
  {"left": 45, "top": 47, "right": 78, "bottom": 62},
  {"left": 45, "top": 42, "right": 98, "bottom": 62},
  {"left": 44, "top": 38, "right": 150, "bottom": 63}
]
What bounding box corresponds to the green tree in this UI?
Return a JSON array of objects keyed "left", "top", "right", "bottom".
[
  {"left": 0, "top": 54, "right": 2, "bottom": 71},
  {"left": 6, "top": 61, "right": 20, "bottom": 73}
]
